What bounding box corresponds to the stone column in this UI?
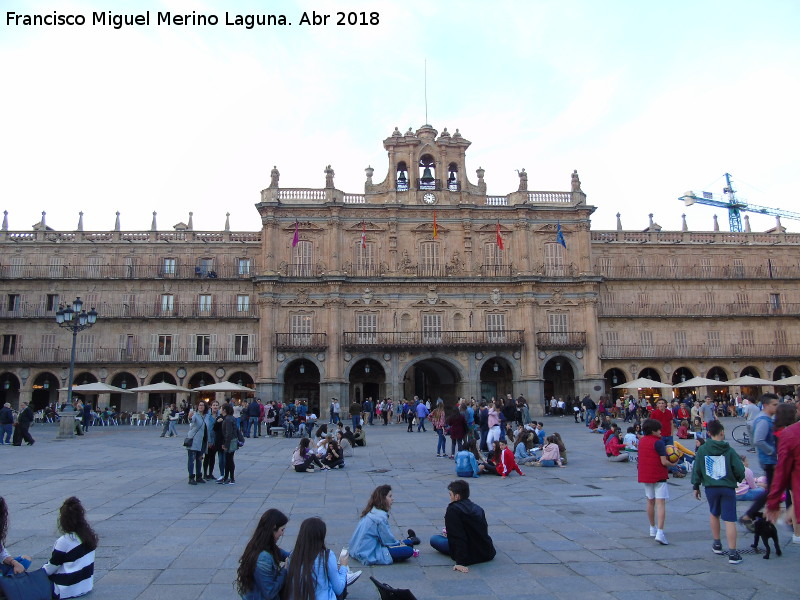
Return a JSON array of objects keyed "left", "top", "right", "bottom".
[{"left": 56, "top": 404, "right": 76, "bottom": 440}]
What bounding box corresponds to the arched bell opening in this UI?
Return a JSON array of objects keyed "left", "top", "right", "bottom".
[
  {"left": 396, "top": 161, "right": 409, "bottom": 191},
  {"left": 418, "top": 154, "right": 437, "bottom": 190}
]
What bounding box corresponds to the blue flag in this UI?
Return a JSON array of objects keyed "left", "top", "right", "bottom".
[{"left": 556, "top": 221, "right": 567, "bottom": 248}]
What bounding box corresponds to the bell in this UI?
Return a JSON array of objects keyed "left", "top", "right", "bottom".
[
  {"left": 448, "top": 171, "right": 455, "bottom": 183},
  {"left": 398, "top": 171, "right": 407, "bottom": 183},
  {"left": 421, "top": 166, "right": 433, "bottom": 181}
]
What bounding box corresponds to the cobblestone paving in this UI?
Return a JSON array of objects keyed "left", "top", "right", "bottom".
[{"left": 1, "top": 416, "right": 795, "bottom": 599}]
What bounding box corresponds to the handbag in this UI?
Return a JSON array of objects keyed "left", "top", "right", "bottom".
[
  {"left": 183, "top": 437, "right": 193, "bottom": 448},
  {"left": 0, "top": 569, "right": 54, "bottom": 600},
  {"left": 369, "top": 576, "right": 417, "bottom": 600}
]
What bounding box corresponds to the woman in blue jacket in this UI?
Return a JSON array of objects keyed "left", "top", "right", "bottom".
[
  {"left": 236, "top": 509, "right": 289, "bottom": 600},
  {"left": 349, "top": 485, "right": 416, "bottom": 565}
]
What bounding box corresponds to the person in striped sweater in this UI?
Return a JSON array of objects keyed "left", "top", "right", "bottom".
[{"left": 42, "top": 497, "right": 97, "bottom": 599}]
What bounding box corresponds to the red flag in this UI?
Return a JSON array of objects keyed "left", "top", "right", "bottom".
[
  {"left": 496, "top": 221, "right": 504, "bottom": 250},
  {"left": 361, "top": 221, "right": 367, "bottom": 248},
  {"left": 292, "top": 220, "right": 299, "bottom": 247},
  {"left": 433, "top": 211, "right": 438, "bottom": 238}
]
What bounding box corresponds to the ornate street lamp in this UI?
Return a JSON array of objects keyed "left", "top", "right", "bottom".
[{"left": 54, "top": 297, "right": 98, "bottom": 439}]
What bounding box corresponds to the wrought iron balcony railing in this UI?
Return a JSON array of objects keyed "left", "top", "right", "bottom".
[
  {"left": 535, "top": 331, "right": 587, "bottom": 350},
  {"left": 599, "top": 343, "right": 800, "bottom": 360},
  {"left": 0, "top": 302, "right": 258, "bottom": 319},
  {"left": 274, "top": 333, "right": 329, "bottom": 351},
  {"left": 598, "top": 302, "right": 800, "bottom": 318},
  {"left": 0, "top": 346, "right": 260, "bottom": 364},
  {"left": 0, "top": 263, "right": 258, "bottom": 280},
  {"left": 342, "top": 330, "right": 524, "bottom": 350}
]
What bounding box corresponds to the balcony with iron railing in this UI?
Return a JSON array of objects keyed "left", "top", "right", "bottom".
[
  {"left": 0, "top": 263, "right": 259, "bottom": 280},
  {"left": 342, "top": 330, "right": 524, "bottom": 351},
  {"left": 0, "top": 302, "right": 258, "bottom": 319},
  {"left": 480, "top": 264, "right": 514, "bottom": 277},
  {"left": 600, "top": 343, "right": 800, "bottom": 360},
  {"left": 275, "top": 333, "right": 328, "bottom": 352},
  {"left": 1, "top": 346, "right": 260, "bottom": 364},
  {"left": 598, "top": 301, "right": 800, "bottom": 318},
  {"left": 594, "top": 264, "right": 800, "bottom": 280},
  {"left": 535, "top": 331, "right": 587, "bottom": 350}
]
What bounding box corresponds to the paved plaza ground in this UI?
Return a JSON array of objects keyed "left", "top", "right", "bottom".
[{"left": 1, "top": 415, "right": 796, "bottom": 600}]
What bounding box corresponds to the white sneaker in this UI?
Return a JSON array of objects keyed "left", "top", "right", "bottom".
[
  {"left": 346, "top": 570, "right": 362, "bottom": 586},
  {"left": 649, "top": 525, "right": 657, "bottom": 537},
  {"left": 792, "top": 535, "right": 800, "bottom": 544},
  {"left": 654, "top": 530, "right": 668, "bottom": 545}
]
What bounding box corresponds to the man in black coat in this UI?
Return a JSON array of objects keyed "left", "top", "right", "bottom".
[
  {"left": 429, "top": 479, "right": 495, "bottom": 572},
  {"left": 16, "top": 402, "right": 35, "bottom": 445}
]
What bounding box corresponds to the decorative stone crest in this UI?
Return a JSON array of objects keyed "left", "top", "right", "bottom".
[
  {"left": 426, "top": 286, "right": 439, "bottom": 305},
  {"left": 362, "top": 288, "right": 373, "bottom": 305},
  {"left": 490, "top": 288, "right": 501, "bottom": 305}
]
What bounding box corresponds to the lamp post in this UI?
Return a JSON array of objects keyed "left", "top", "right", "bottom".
[{"left": 54, "top": 297, "right": 98, "bottom": 439}]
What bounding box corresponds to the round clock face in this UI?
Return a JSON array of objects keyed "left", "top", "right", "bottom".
[{"left": 422, "top": 193, "right": 437, "bottom": 204}]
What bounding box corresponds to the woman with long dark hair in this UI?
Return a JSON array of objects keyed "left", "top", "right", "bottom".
[
  {"left": 219, "top": 403, "right": 239, "bottom": 485},
  {"left": 186, "top": 401, "right": 210, "bottom": 485},
  {"left": 42, "top": 497, "right": 98, "bottom": 598},
  {"left": 236, "top": 509, "right": 289, "bottom": 600},
  {"left": 0, "top": 497, "right": 31, "bottom": 576},
  {"left": 292, "top": 437, "right": 328, "bottom": 472},
  {"left": 348, "top": 485, "right": 416, "bottom": 565},
  {"left": 285, "top": 517, "right": 359, "bottom": 600}
]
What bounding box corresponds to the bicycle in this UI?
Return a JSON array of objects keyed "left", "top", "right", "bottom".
[{"left": 730, "top": 424, "right": 750, "bottom": 446}]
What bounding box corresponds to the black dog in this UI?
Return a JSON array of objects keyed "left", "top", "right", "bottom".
[{"left": 751, "top": 513, "right": 781, "bottom": 559}]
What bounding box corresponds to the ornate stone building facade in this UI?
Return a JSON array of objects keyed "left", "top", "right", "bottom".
[{"left": 1, "top": 124, "right": 798, "bottom": 415}]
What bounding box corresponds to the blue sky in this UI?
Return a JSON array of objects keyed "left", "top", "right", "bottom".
[{"left": 2, "top": 0, "right": 799, "bottom": 232}]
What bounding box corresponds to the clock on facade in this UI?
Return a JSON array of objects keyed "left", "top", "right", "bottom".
[{"left": 422, "top": 193, "right": 437, "bottom": 204}]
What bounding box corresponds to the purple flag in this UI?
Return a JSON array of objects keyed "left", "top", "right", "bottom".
[{"left": 292, "top": 220, "right": 299, "bottom": 247}]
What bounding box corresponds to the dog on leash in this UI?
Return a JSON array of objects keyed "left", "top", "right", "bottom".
[{"left": 751, "top": 512, "right": 782, "bottom": 559}]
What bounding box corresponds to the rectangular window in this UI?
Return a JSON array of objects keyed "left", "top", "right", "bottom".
[
  {"left": 597, "top": 256, "right": 612, "bottom": 276},
  {"left": 237, "top": 295, "right": 250, "bottom": 313},
  {"left": 6, "top": 294, "right": 20, "bottom": 312},
  {"left": 732, "top": 258, "right": 745, "bottom": 277},
  {"left": 544, "top": 243, "right": 564, "bottom": 277},
  {"left": 196, "top": 334, "right": 211, "bottom": 356},
  {"left": 634, "top": 257, "right": 645, "bottom": 276},
  {"left": 163, "top": 258, "right": 176, "bottom": 275},
  {"left": 199, "top": 294, "right": 212, "bottom": 313},
  {"left": 234, "top": 334, "right": 249, "bottom": 356},
  {"left": 125, "top": 334, "right": 135, "bottom": 357},
  {"left": 604, "top": 331, "right": 619, "bottom": 358},
  {"left": 422, "top": 313, "right": 442, "bottom": 343},
  {"left": 198, "top": 258, "right": 214, "bottom": 276},
  {"left": 735, "top": 292, "right": 748, "bottom": 306},
  {"left": 355, "top": 242, "right": 375, "bottom": 275},
  {"left": 1, "top": 334, "right": 17, "bottom": 355},
  {"left": 637, "top": 292, "right": 648, "bottom": 309},
  {"left": 122, "top": 293, "right": 135, "bottom": 317},
  {"left": 668, "top": 257, "right": 679, "bottom": 276},
  {"left": 291, "top": 314, "right": 313, "bottom": 345},
  {"left": 702, "top": 292, "right": 714, "bottom": 310},
  {"left": 49, "top": 257, "right": 63, "bottom": 278},
  {"left": 10, "top": 257, "right": 23, "bottom": 277},
  {"left": 740, "top": 330, "right": 755, "bottom": 347},
  {"left": 700, "top": 258, "right": 712, "bottom": 277},
  {"left": 124, "top": 256, "right": 136, "bottom": 278},
  {"left": 484, "top": 243, "right": 502, "bottom": 267},
  {"left": 670, "top": 292, "right": 682, "bottom": 310},
  {"left": 157, "top": 334, "right": 173, "bottom": 356},
  {"left": 776, "top": 329, "right": 787, "bottom": 350},
  {"left": 161, "top": 294, "right": 174, "bottom": 314},
  {"left": 487, "top": 313, "right": 507, "bottom": 343},
  {"left": 77, "top": 334, "right": 94, "bottom": 361},
  {"left": 420, "top": 242, "right": 440, "bottom": 275},
  {"left": 88, "top": 256, "right": 102, "bottom": 278},
  {"left": 707, "top": 330, "right": 720, "bottom": 350},
  {"left": 769, "top": 293, "right": 781, "bottom": 311},
  {"left": 292, "top": 241, "right": 313, "bottom": 277},
  {"left": 356, "top": 313, "right": 377, "bottom": 344},
  {"left": 238, "top": 258, "right": 251, "bottom": 276},
  {"left": 46, "top": 294, "right": 59, "bottom": 311},
  {"left": 675, "top": 330, "right": 687, "bottom": 353},
  {"left": 640, "top": 330, "right": 654, "bottom": 356}
]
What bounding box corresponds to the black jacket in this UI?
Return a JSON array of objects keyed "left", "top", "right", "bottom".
[
  {"left": 444, "top": 499, "right": 496, "bottom": 566},
  {"left": 17, "top": 406, "right": 34, "bottom": 426},
  {"left": 0, "top": 406, "right": 13, "bottom": 425}
]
